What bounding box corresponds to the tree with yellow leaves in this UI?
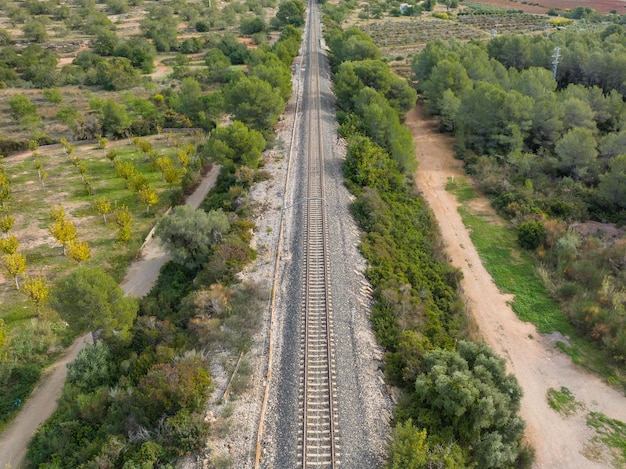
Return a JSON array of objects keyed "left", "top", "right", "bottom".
[
  {"left": 93, "top": 197, "right": 112, "bottom": 224},
  {"left": 0, "top": 233, "right": 19, "bottom": 254},
  {"left": 0, "top": 214, "right": 14, "bottom": 234},
  {"left": 23, "top": 276, "right": 50, "bottom": 315},
  {"left": 2, "top": 252, "right": 26, "bottom": 290},
  {"left": 67, "top": 240, "right": 91, "bottom": 265},
  {"left": 114, "top": 205, "right": 132, "bottom": 242},
  {"left": 49, "top": 211, "right": 77, "bottom": 256},
  {"left": 138, "top": 185, "right": 159, "bottom": 214}
]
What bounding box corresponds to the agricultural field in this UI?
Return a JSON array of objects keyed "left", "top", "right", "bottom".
[
  {"left": 347, "top": 9, "right": 554, "bottom": 63},
  {"left": 471, "top": 0, "right": 626, "bottom": 14}
]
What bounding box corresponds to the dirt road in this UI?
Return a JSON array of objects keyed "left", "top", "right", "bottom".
[
  {"left": 0, "top": 165, "right": 219, "bottom": 469},
  {"left": 406, "top": 104, "right": 626, "bottom": 468}
]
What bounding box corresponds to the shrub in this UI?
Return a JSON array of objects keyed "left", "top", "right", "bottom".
[{"left": 517, "top": 221, "right": 546, "bottom": 250}]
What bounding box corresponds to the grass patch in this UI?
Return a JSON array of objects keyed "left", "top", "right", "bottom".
[
  {"left": 447, "top": 178, "right": 570, "bottom": 332},
  {"left": 587, "top": 412, "right": 626, "bottom": 468},
  {"left": 546, "top": 386, "right": 584, "bottom": 416},
  {"left": 454, "top": 202, "right": 567, "bottom": 333}
]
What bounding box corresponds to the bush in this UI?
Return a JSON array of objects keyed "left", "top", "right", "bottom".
[
  {"left": 517, "top": 221, "right": 546, "bottom": 250},
  {"left": 557, "top": 281, "right": 581, "bottom": 301}
]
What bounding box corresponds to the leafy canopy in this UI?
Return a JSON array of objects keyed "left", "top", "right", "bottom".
[
  {"left": 155, "top": 205, "right": 230, "bottom": 269},
  {"left": 51, "top": 267, "right": 138, "bottom": 341}
]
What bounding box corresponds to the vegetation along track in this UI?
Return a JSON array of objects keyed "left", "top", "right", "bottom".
[{"left": 298, "top": 2, "right": 340, "bottom": 466}]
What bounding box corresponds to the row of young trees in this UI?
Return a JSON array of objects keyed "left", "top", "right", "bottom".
[
  {"left": 412, "top": 26, "right": 626, "bottom": 363},
  {"left": 25, "top": 10, "right": 302, "bottom": 466},
  {"left": 324, "top": 22, "right": 530, "bottom": 467}
]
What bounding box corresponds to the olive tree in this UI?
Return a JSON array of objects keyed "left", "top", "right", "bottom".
[
  {"left": 155, "top": 205, "right": 230, "bottom": 270},
  {"left": 413, "top": 341, "right": 525, "bottom": 468}
]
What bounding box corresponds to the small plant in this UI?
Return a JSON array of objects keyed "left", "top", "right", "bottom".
[
  {"left": 213, "top": 452, "right": 233, "bottom": 469},
  {"left": 547, "top": 386, "right": 584, "bottom": 416},
  {"left": 586, "top": 412, "right": 626, "bottom": 467}
]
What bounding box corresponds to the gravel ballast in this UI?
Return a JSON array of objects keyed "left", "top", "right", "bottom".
[{"left": 191, "top": 5, "right": 392, "bottom": 467}]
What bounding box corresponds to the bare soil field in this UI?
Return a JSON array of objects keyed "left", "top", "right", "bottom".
[
  {"left": 407, "top": 103, "right": 626, "bottom": 468},
  {"left": 471, "top": 0, "right": 626, "bottom": 14}
]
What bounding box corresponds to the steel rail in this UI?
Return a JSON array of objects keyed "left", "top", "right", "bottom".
[{"left": 300, "top": 1, "right": 338, "bottom": 467}]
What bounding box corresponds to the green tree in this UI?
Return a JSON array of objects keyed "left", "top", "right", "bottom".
[
  {"left": 204, "top": 121, "right": 265, "bottom": 169},
  {"left": 598, "top": 131, "right": 626, "bottom": 160},
  {"left": 386, "top": 419, "right": 466, "bottom": 469},
  {"left": 413, "top": 341, "right": 524, "bottom": 468},
  {"left": 275, "top": 0, "right": 305, "bottom": 27},
  {"left": 224, "top": 75, "right": 284, "bottom": 131},
  {"left": 597, "top": 154, "right": 626, "bottom": 210},
  {"left": 240, "top": 16, "right": 264, "bottom": 35},
  {"left": 23, "top": 19, "right": 48, "bottom": 43},
  {"left": 8, "top": 94, "right": 37, "bottom": 121},
  {"left": 204, "top": 49, "right": 232, "bottom": 83},
  {"left": 344, "top": 136, "right": 402, "bottom": 192},
  {"left": 422, "top": 58, "right": 471, "bottom": 115},
  {"left": 438, "top": 89, "right": 460, "bottom": 132},
  {"left": 51, "top": 267, "right": 138, "bottom": 342},
  {"left": 155, "top": 205, "right": 230, "bottom": 269},
  {"left": 93, "top": 99, "right": 131, "bottom": 137},
  {"left": 554, "top": 127, "right": 598, "bottom": 179},
  {"left": 92, "top": 57, "right": 140, "bottom": 91},
  {"left": 328, "top": 27, "right": 380, "bottom": 68},
  {"left": 251, "top": 57, "right": 292, "bottom": 102}
]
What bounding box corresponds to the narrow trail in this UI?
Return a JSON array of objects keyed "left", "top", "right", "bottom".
[
  {"left": 0, "top": 165, "right": 220, "bottom": 469},
  {"left": 406, "top": 104, "right": 626, "bottom": 468}
]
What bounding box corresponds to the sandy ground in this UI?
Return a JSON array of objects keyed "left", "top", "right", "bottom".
[
  {"left": 0, "top": 165, "right": 220, "bottom": 469},
  {"left": 406, "top": 104, "right": 626, "bottom": 468}
]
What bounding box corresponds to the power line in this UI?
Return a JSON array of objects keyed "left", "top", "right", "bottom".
[{"left": 552, "top": 46, "right": 561, "bottom": 79}]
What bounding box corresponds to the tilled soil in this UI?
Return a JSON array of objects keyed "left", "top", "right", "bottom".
[{"left": 407, "top": 104, "right": 626, "bottom": 468}]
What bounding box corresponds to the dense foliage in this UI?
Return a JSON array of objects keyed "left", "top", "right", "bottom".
[
  {"left": 412, "top": 28, "right": 626, "bottom": 363},
  {"left": 324, "top": 19, "right": 529, "bottom": 468}
]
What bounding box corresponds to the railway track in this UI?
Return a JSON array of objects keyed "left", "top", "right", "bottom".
[{"left": 297, "top": 2, "right": 340, "bottom": 467}]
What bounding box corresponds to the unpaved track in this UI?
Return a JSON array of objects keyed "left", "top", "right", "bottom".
[
  {"left": 407, "top": 104, "right": 626, "bottom": 468},
  {"left": 0, "top": 165, "right": 219, "bottom": 469}
]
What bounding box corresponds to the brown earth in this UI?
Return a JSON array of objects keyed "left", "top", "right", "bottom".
[
  {"left": 471, "top": 0, "right": 626, "bottom": 14},
  {"left": 407, "top": 103, "right": 626, "bottom": 468}
]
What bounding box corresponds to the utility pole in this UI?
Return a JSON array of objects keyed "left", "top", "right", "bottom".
[{"left": 552, "top": 46, "right": 561, "bottom": 79}]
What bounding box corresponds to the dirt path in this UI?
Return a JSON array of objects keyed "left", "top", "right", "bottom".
[
  {"left": 406, "top": 104, "right": 626, "bottom": 468},
  {"left": 0, "top": 165, "right": 220, "bottom": 469}
]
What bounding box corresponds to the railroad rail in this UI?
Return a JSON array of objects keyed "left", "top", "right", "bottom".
[{"left": 297, "top": 2, "right": 340, "bottom": 467}]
